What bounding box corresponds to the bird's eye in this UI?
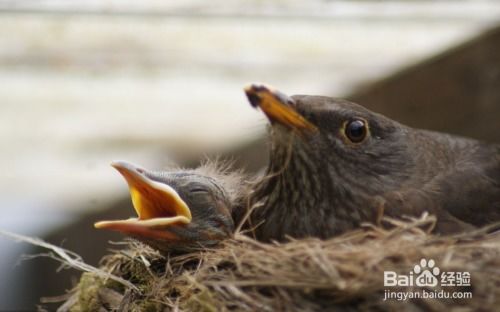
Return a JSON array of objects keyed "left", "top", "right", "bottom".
[
  {"left": 345, "top": 119, "right": 367, "bottom": 143},
  {"left": 191, "top": 187, "right": 209, "bottom": 194}
]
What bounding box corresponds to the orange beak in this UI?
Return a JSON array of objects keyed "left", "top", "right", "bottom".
[
  {"left": 94, "top": 161, "right": 192, "bottom": 240},
  {"left": 244, "top": 83, "right": 317, "bottom": 133}
]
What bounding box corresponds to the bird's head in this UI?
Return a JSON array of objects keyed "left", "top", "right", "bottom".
[
  {"left": 95, "top": 161, "right": 237, "bottom": 253},
  {"left": 245, "top": 84, "right": 412, "bottom": 188},
  {"left": 245, "top": 84, "right": 414, "bottom": 237}
]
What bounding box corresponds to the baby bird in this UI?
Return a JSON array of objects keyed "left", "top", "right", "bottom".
[{"left": 95, "top": 161, "right": 243, "bottom": 253}]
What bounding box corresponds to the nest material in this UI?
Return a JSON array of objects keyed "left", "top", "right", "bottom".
[{"left": 58, "top": 215, "right": 500, "bottom": 312}]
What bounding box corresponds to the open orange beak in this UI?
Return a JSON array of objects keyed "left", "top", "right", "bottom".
[
  {"left": 94, "top": 161, "right": 192, "bottom": 239},
  {"left": 244, "top": 83, "right": 317, "bottom": 133}
]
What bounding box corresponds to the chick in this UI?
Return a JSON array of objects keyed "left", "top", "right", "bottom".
[{"left": 95, "top": 161, "right": 243, "bottom": 253}]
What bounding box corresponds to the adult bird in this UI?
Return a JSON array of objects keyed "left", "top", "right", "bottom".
[
  {"left": 95, "top": 161, "right": 243, "bottom": 253},
  {"left": 243, "top": 84, "right": 500, "bottom": 242}
]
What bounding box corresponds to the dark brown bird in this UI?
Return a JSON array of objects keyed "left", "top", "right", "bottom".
[
  {"left": 95, "top": 161, "right": 242, "bottom": 253},
  {"left": 244, "top": 84, "right": 500, "bottom": 241}
]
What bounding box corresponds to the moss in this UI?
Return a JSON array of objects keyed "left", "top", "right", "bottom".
[{"left": 70, "top": 273, "right": 104, "bottom": 312}]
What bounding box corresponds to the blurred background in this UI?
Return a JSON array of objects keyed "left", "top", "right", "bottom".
[{"left": 0, "top": 0, "right": 499, "bottom": 310}]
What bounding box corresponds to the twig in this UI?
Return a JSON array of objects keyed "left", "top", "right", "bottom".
[{"left": 0, "top": 229, "right": 140, "bottom": 293}]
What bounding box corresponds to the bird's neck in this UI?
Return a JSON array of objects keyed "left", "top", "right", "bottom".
[{"left": 248, "top": 145, "right": 373, "bottom": 241}]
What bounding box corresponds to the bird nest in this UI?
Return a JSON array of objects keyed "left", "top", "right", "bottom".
[{"left": 56, "top": 215, "right": 499, "bottom": 311}]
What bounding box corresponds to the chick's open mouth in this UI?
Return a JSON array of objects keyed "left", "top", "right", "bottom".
[{"left": 94, "top": 161, "right": 192, "bottom": 234}]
